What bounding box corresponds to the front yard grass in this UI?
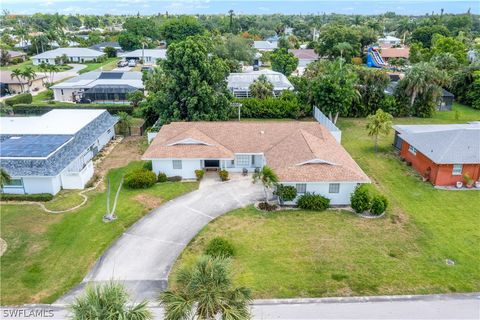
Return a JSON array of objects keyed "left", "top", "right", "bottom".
[
  {"left": 78, "top": 58, "right": 119, "bottom": 74},
  {"left": 171, "top": 103, "right": 480, "bottom": 298},
  {"left": 0, "top": 161, "right": 198, "bottom": 305}
]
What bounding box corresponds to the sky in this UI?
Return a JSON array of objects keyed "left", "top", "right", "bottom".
[{"left": 1, "top": 0, "right": 478, "bottom": 16}]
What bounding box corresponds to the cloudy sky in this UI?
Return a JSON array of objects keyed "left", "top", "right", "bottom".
[{"left": 1, "top": 0, "right": 478, "bottom": 15}]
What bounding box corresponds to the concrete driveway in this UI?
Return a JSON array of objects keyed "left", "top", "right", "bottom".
[{"left": 58, "top": 175, "right": 263, "bottom": 303}]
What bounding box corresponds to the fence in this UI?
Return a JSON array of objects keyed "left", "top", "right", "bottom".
[{"left": 313, "top": 106, "right": 342, "bottom": 143}]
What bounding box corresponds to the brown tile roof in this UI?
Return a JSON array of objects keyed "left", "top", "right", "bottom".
[
  {"left": 0, "top": 70, "right": 46, "bottom": 84},
  {"left": 380, "top": 46, "right": 410, "bottom": 58},
  {"left": 288, "top": 49, "right": 319, "bottom": 60},
  {"left": 144, "top": 121, "right": 369, "bottom": 182}
]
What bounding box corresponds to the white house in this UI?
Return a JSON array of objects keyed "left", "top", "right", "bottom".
[
  {"left": 253, "top": 41, "right": 278, "bottom": 51},
  {"left": 288, "top": 49, "right": 319, "bottom": 68},
  {"left": 143, "top": 121, "right": 369, "bottom": 205},
  {"left": 51, "top": 71, "right": 143, "bottom": 103},
  {"left": 31, "top": 48, "right": 106, "bottom": 65},
  {"left": 119, "top": 49, "right": 167, "bottom": 65},
  {"left": 227, "top": 69, "right": 294, "bottom": 98},
  {"left": 378, "top": 35, "right": 402, "bottom": 47},
  {"left": 0, "top": 110, "right": 118, "bottom": 195}
]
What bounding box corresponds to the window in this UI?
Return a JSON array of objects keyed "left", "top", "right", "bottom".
[
  {"left": 235, "top": 155, "right": 251, "bottom": 167},
  {"left": 452, "top": 164, "right": 463, "bottom": 176},
  {"left": 3, "top": 178, "right": 23, "bottom": 188},
  {"left": 296, "top": 183, "right": 307, "bottom": 194},
  {"left": 329, "top": 183, "right": 340, "bottom": 193},
  {"left": 172, "top": 160, "right": 182, "bottom": 169},
  {"left": 408, "top": 145, "right": 417, "bottom": 155},
  {"left": 61, "top": 89, "right": 64, "bottom": 95}
]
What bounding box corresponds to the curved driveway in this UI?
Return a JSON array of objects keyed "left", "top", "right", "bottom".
[{"left": 58, "top": 176, "right": 263, "bottom": 303}]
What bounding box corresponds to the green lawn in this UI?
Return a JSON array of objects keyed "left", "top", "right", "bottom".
[
  {"left": 0, "top": 161, "right": 198, "bottom": 305},
  {"left": 78, "top": 58, "right": 119, "bottom": 74},
  {"left": 171, "top": 103, "right": 480, "bottom": 298}
]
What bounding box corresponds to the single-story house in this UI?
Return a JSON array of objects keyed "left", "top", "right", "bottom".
[
  {"left": 31, "top": 48, "right": 106, "bottom": 65},
  {"left": 379, "top": 46, "right": 410, "bottom": 61},
  {"left": 0, "top": 70, "right": 46, "bottom": 97},
  {"left": 227, "top": 69, "right": 294, "bottom": 98},
  {"left": 253, "top": 41, "right": 278, "bottom": 51},
  {"left": 288, "top": 49, "right": 319, "bottom": 68},
  {"left": 90, "top": 41, "right": 123, "bottom": 53},
  {"left": 0, "top": 109, "right": 118, "bottom": 195},
  {"left": 119, "top": 49, "right": 166, "bottom": 65},
  {"left": 143, "top": 121, "right": 370, "bottom": 205},
  {"left": 378, "top": 35, "right": 402, "bottom": 46},
  {"left": 1, "top": 50, "right": 27, "bottom": 64},
  {"left": 385, "top": 82, "right": 454, "bottom": 111},
  {"left": 393, "top": 122, "right": 480, "bottom": 186},
  {"left": 51, "top": 71, "right": 143, "bottom": 103}
]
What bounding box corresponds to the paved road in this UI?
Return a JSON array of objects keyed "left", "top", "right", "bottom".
[
  {"left": 57, "top": 175, "right": 264, "bottom": 304},
  {"left": 3, "top": 294, "right": 479, "bottom": 319}
]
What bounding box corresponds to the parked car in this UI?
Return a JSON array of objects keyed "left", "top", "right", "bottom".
[
  {"left": 128, "top": 59, "right": 137, "bottom": 67},
  {"left": 117, "top": 60, "right": 128, "bottom": 67},
  {"left": 253, "top": 64, "right": 260, "bottom": 71}
]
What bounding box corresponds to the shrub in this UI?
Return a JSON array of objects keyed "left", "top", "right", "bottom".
[
  {"left": 167, "top": 176, "right": 182, "bottom": 182},
  {"left": 370, "top": 195, "right": 388, "bottom": 215},
  {"left": 143, "top": 161, "right": 152, "bottom": 171},
  {"left": 157, "top": 172, "right": 168, "bottom": 183},
  {"left": 258, "top": 202, "right": 278, "bottom": 211},
  {"left": 195, "top": 169, "right": 205, "bottom": 181},
  {"left": 219, "top": 170, "right": 229, "bottom": 181},
  {"left": 297, "top": 193, "right": 330, "bottom": 211},
  {"left": 124, "top": 169, "right": 157, "bottom": 189},
  {"left": 274, "top": 184, "right": 297, "bottom": 203},
  {"left": 204, "top": 237, "right": 235, "bottom": 258},
  {"left": 0, "top": 193, "right": 53, "bottom": 202},
  {"left": 5, "top": 93, "right": 33, "bottom": 106},
  {"left": 350, "top": 185, "right": 372, "bottom": 213}
]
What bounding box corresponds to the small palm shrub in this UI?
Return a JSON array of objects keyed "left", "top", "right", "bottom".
[
  {"left": 157, "top": 172, "right": 167, "bottom": 183},
  {"left": 350, "top": 185, "right": 372, "bottom": 213},
  {"left": 125, "top": 169, "right": 157, "bottom": 189},
  {"left": 195, "top": 169, "right": 205, "bottom": 181},
  {"left": 167, "top": 176, "right": 182, "bottom": 182},
  {"left": 370, "top": 195, "right": 388, "bottom": 215},
  {"left": 297, "top": 193, "right": 330, "bottom": 211},
  {"left": 205, "top": 237, "right": 235, "bottom": 258},
  {"left": 274, "top": 184, "right": 297, "bottom": 203},
  {"left": 219, "top": 170, "right": 229, "bottom": 181}
]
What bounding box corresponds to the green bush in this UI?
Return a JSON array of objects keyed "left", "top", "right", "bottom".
[
  {"left": 5, "top": 93, "right": 33, "bottom": 106},
  {"left": 11, "top": 104, "right": 133, "bottom": 115},
  {"left": 297, "top": 193, "right": 330, "bottom": 211},
  {"left": 0, "top": 193, "right": 53, "bottom": 202},
  {"left": 274, "top": 184, "right": 297, "bottom": 203},
  {"left": 350, "top": 185, "right": 372, "bottom": 213},
  {"left": 157, "top": 172, "right": 168, "bottom": 183},
  {"left": 143, "top": 161, "right": 152, "bottom": 171},
  {"left": 219, "top": 170, "right": 229, "bottom": 181},
  {"left": 195, "top": 169, "right": 205, "bottom": 181},
  {"left": 167, "top": 176, "right": 182, "bottom": 182},
  {"left": 204, "top": 237, "right": 235, "bottom": 258},
  {"left": 124, "top": 169, "right": 157, "bottom": 189},
  {"left": 370, "top": 195, "right": 388, "bottom": 215}
]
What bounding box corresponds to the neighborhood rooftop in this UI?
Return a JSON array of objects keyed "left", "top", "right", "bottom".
[
  {"left": 31, "top": 47, "right": 106, "bottom": 59},
  {"left": 50, "top": 71, "right": 143, "bottom": 90},
  {"left": 227, "top": 69, "right": 294, "bottom": 91},
  {"left": 119, "top": 49, "right": 167, "bottom": 59},
  {"left": 0, "top": 70, "right": 46, "bottom": 84}
]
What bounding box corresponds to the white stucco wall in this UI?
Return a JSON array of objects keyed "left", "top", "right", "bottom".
[
  {"left": 53, "top": 88, "right": 76, "bottom": 102},
  {"left": 61, "top": 160, "right": 94, "bottom": 189},
  {"left": 152, "top": 159, "right": 202, "bottom": 179},
  {"left": 280, "top": 181, "right": 360, "bottom": 205},
  {"left": 22, "top": 175, "right": 62, "bottom": 195}
]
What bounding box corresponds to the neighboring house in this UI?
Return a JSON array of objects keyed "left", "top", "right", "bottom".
[
  {"left": 378, "top": 35, "right": 402, "bottom": 46},
  {"left": 0, "top": 71, "right": 46, "bottom": 97},
  {"left": 0, "top": 110, "right": 117, "bottom": 195},
  {"left": 51, "top": 71, "right": 143, "bottom": 104},
  {"left": 379, "top": 46, "right": 410, "bottom": 61},
  {"left": 15, "top": 40, "right": 78, "bottom": 51},
  {"left": 119, "top": 49, "right": 167, "bottom": 65},
  {"left": 253, "top": 41, "right": 278, "bottom": 51},
  {"left": 227, "top": 69, "right": 294, "bottom": 98},
  {"left": 1, "top": 50, "right": 27, "bottom": 63},
  {"left": 90, "top": 41, "right": 123, "bottom": 53},
  {"left": 143, "top": 121, "right": 370, "bottom": 205},
  {"left": 288, "top": 49, "right": 319, "bottom": 68},
  {"left": 393, "top": 122, "right": 480, "bottom": 186},
  {"left": 384, "top": 82, "right": 454, "bottom": 111},
  {"left": 31, "top": 48, "right": 106, "bottom": 65}
]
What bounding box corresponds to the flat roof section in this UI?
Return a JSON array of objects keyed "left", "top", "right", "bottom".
[{"left": 0, "top": 135, "right": 73, "bottom": 158}]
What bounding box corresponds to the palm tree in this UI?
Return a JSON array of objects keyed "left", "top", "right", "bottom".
[
  {"left": 253, "top": 166, "right": 279, "bottom": 203},
  {"left": 159, "top": 255, "right": 252, "bottom": 320},
  {"left": 10, "top": 68, "right": 25, "bottom": 92},
  {"left": 117, "top": 111, "right": 133, "bottom": 136},
  {"left": 47, "top": 64, "right": 60, "bottom": 83},
  {"left": 0, "top": 168, "right": 12, "bottom": 188},
  {"left": 21, "top": 67, "right": 37, "bottom": 92},
  {"left": 366, "top": 109, "right": 393, "bottom": 152},
  {"left": 70, "top": 281, "right": 152, "bottom": 320}
]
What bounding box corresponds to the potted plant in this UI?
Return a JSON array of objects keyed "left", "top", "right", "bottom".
[
  {"left": 463, "top": 173, "right": 474, "bottom": 188},
  {"left": 475, "top": 180, "right": 480, "bottom": 188},
  {"left": 456, "top": 181, "right": 463, "bottom": 189}
]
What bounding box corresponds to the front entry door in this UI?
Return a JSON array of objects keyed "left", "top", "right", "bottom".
[{"left": 204, "top": 160, "right": 220, "bottom": 168}]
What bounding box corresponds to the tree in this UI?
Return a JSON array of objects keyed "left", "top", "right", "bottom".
[
  {"left": 270, "top": 48, "right": 298, "bottom": 76},
  {"left": 430, "top": 34, "right": 467, "bottom": 65},
  {"left": 117, "top": 111, "right": 133, "bottom": 136},
  {"left": 351, "top": 67, "right": 390, "bottom": 117},
  {"left": 410, "top": 25, "right": 450, "bottom": 48},
  {"left": 0, "top": 168, "right": 11, "bottom": 188},
  {"left": 249, "top": 74, "right": 274, "bottom": 99},
  {"left": 160, "top": 16, "right": 205, "bottom": 44},
  {"left": 118, "top": 17, "right": 159, "bottom": 50},
  {"left": 145, "top": 36, "right": 232, "bottom": 124},
  {"left": 213, "top": 34, "right": 254, "bottom": 65},
  {"left": 253, "top": 166, "right": 279, "bottom": 203},
  {"left": 70, "top": 282, "right": 152, "bottom": 320},
  {"left": 21, "top": 66, "right": 36, "bottom": 92},
  {"left": 160, "top": 255, "right": 251, "bottom": 320},
  {"left": 431, "top": 52, "right": 459, "bottom": 71},
  {"left": 127, "top": 90, "right": 144, "bottom": 107},
  {"left": 366, "top": 109, "right": 393, "bottom": 152},
  {"left": 315, "top": 24, "right": 361, "bottom": 59},
  {"left": 10, "top": 68, "right": 24, "bottom": 92},
  {"left": 103, "top": 46, "right": 117, "bottom": 58},
  {"left": 0, "top": 49, "right": 10, "bottom": 66}
]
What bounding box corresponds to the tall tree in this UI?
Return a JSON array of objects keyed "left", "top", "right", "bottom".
[
  {"left": 315, "top": 24, "right": 361, "bottom": 59},
  {"left": 253, "top": 166, "right": 279, "bottom": 203},
  {"left": 159, "top": 16, "right": 205, "bottom": 44},
  {"left": 10, "top": 68, "right": 24, "bottom": 92},
  {"left": 21, "top": 66, "right": 36, "bottom": 92},
  {"left": 160, "top": 255, "right": 251, "bottom": 320},
  {"left": 249, "top": 74, "right": 274, "bottom": 99},
  {"left": 270, "top": 48, "right": 298, "bottom": 76},
  {"left": 366, "top": 109, "right": 393, "bottom": 152}
]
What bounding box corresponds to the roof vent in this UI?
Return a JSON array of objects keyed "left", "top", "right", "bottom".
[{"left": 260, "top": 130, "right": 265, "bottom": 134}]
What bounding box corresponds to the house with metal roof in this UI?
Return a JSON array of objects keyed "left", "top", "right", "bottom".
[
  {"left": 227, "top": 69, "right": 293, "bottom": 98},
  {"left": 393, "top": 122, "right": 480, "bottom": 187},
  {"left": 90, "top": 41, "right": 123, "bottom": 53},
  {"left": 51, "top": 71, "right": 143, "bottom": 103},
  {"left": 31, "top": 48, "right": 106, "bottom": 65},
  {"left": 253, "top": 41, "right": 278, "bottom": 51},
  {"left": 119, "top": 49, "right": 167, "bottom": 65},
  {"left": 0, "top": 109, "right": 118, "bottom": 195}
]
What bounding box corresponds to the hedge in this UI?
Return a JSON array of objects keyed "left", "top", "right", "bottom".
[
  {"left": 297, "top": 193, "right": 330, "bottom": 211},
  {"left": 11, "top": 103, "right": 133, "bottom": 115},
  {"left": 5, "top": 93, "right": 33, "bottom": 106},
  {"left": 0, "top": 193, "right": 53, "bottom": 202},
  {"left": 233, "top": 93, "right": 311, "bottom": 119}
]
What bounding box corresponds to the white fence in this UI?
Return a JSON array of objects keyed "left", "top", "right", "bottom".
[{"left": 313, "top": 106, "right": 342, "bottom": 143}]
